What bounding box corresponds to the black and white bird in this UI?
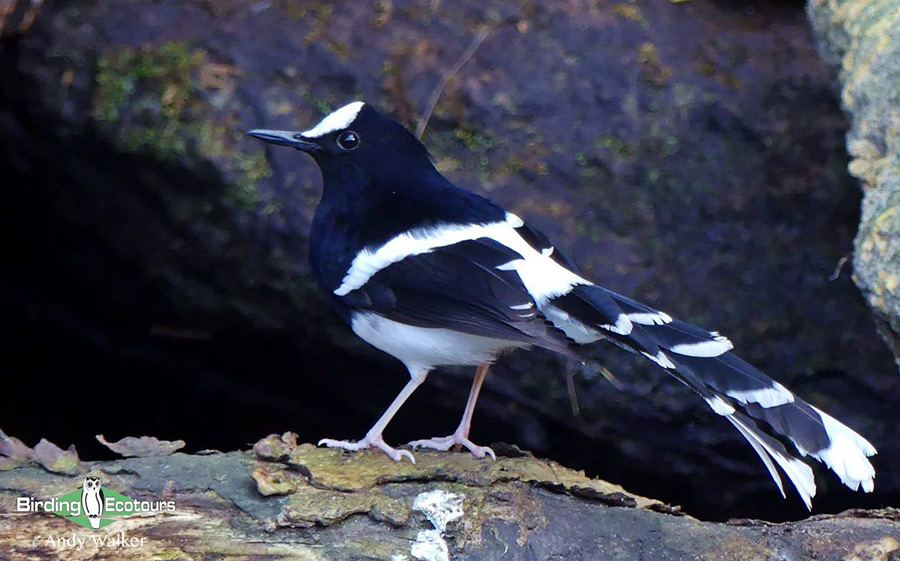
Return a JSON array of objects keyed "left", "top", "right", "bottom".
[
  {"left": 248, "top": 101, "right": 876, "bottom": 509},
  {"left": 81, "top": 476, "right": 104, "bottom": 532}
]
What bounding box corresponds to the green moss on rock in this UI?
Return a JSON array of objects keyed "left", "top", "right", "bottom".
[{"left": 92, "top": 41, "right": 270, "bottom": 209}]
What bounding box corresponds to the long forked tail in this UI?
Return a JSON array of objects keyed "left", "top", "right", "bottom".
[{"left": 543, "top": 284, "right": 877, "bottom": 509}]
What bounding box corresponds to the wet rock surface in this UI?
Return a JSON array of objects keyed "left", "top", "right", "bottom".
[{"left": 1, "top": 0, "right": 897, "bottom": 522}]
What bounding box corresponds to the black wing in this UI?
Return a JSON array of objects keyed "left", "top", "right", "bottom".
[{"left": 340, "top": 237, "right": 576, "bottom": 356}]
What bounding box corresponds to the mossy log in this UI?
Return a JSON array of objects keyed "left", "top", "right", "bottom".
[{"left": 1, "top": 435, "right": 898, "bottom": 560}]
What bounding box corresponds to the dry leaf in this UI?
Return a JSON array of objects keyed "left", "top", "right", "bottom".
[
  {"left": 0, "top": 428, "right": 34, "bottom": 461},
  {"left": 33, "top": 439, "right": 82, "bottom": 475},
  {"left": 96, "top": 434, "right": 186, "bottom": 457}
]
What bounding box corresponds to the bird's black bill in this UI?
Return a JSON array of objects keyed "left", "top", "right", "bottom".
[{"left": 246, "top": 129, "right": 320, "bottom": 152}]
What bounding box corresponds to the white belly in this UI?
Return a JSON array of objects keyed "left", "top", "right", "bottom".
[
  {"left": 350, "top": 312, "right": 525, "bottom": 371},
  {"left": 83, "top": 493, "right": 102, "bottom": 515}
]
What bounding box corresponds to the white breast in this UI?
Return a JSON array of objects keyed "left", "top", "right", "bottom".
[{"left": 83, "top": 492, "right": 102, "bottom": 514}]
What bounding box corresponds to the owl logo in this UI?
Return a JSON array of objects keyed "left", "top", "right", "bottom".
[{"left": 81, "top": 476, "right": 105, "bottom": 532}]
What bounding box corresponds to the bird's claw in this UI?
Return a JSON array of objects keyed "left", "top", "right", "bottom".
[
  {"left": 318, "top": 435, "right": 416, "bottom": 464},
  {"left": 407, "top": 433, "right": 496, "bottom": 460}
]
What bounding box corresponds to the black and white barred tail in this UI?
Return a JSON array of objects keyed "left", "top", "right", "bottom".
[{"left": 543, "top": 282, "right": 877, "bottom": 509}]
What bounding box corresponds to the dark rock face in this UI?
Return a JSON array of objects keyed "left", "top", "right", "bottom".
[{"left": 1, "top": 0, "right": 897, "bottom": 521}]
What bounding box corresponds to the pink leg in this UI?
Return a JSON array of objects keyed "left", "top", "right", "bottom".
[
  {"left": 408, "top": 364, "right": 496, "bottom": 460},
  {"left": 319, "top": 371, "right": 427, "bottom": 463}
]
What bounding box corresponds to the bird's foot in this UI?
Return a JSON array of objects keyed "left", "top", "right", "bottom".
[
  {"left": 407, "top": 431, "right": 496, "bottom": 460},
  {"left": 318, "top": 434, "right": 416, "bottom": 464}
]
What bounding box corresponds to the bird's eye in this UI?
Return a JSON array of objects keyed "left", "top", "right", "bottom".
[{"left": 336, "top": 131, "right": 360, "bottom": 151}]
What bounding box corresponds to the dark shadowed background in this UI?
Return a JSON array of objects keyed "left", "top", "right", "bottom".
[{"left": 2, "top": 0, "right": 897, "bottom": 522}]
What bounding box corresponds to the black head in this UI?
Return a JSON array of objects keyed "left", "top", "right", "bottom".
[{"left": 248, "top": 102, "right": 435, "bottom": 182}]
